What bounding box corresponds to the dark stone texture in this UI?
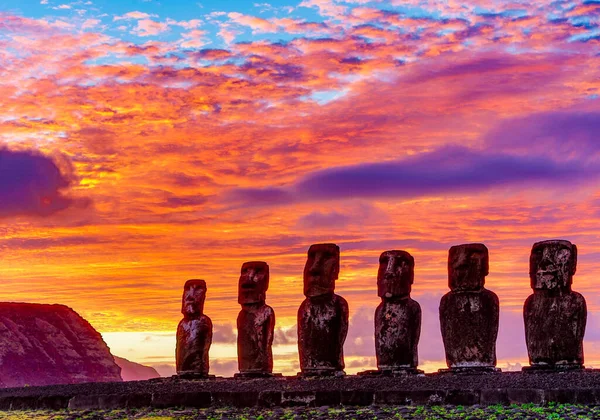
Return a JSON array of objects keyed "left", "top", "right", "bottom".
[
  {"left": 440, "top": 244, "right": 499, "bottom": 371},
  {"left": 68, "top": 395, "right": 101, "bottom": 410},
  {"left": 314, "top": 391, "right": 341, "bottom": 407},
  {"left": 36, "top": 396, "right": 71, "bottom": 410},
  {"left": 258, "top": 391, "right": 282, "bottom": 407},
  {"left": 281, "top": 391, "right": 315, "bottom": 407},
  {"left": 341, "top": 390, "right": 374, "bottom": 406},
  {"left": 9, "top": 372, "right": 600, "bottom": 410},
  {"left": 480, "top": 389, "right": 509, "bottom": 405},
  {"left": 445, "top": 390, "right": 480, "bottom": 405},
  {"left": 212, "top": 391, "right": 258, "bottom": 407},
  {"left": 151, "top": 392, "right": 212, "bottom": 408},
  {"left": 176, "top": 280, "right": 213, "bottom": 377},
  {"left": 374, "top": 251, "right": 422, "bottom": 373},
  {"left": 0, "top": 303, "right": 122, "bottom": 387},
  {"left": 0, "top": 397, "right": 11, "bottom": 410},
  {"left": 373, "top": 391, "right": 412, "bottom": 405},
  {"left": 10, "top": 397, "right": 40, "bottom": 411},
  {"left": 298, "top": 244, "right": 349, "bottom": 376},
  {"left": 237, "top": 261, "right": 275, "bottom": 376},
  {"left": 524, "top": 240, "right": 586, "bottom": 370},
  {"left": 507, "top": 389, "right": 544, "bottom": 405},
  {"left": 410, "top": 390, "right": 446, "bottom": 405}
]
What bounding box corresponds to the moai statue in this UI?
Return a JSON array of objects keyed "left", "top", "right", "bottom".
[
  {"left": 235, "top": 261, "right": 278, "bottom": 378},
  {"left": 360, "top": 251, "right": 422, "bottom": 376},
  {"left": 176, "top": 279, "right": 214, "bottom": 378},
  {"left": 523, "top": 240, "right": 586, "bottom": 371},
  {"left": 375, "top": 250, "right": 422, "bottom": 374},
  {"left": 297, "top": 243, "right": 349, "bottom": 377},
  {"left": 439, "top": 243, "right": 500, "bottom": 373}
]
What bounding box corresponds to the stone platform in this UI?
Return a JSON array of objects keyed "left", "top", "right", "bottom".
[{"left": 3, "top": 371, "right": 600, "bottom": 410}]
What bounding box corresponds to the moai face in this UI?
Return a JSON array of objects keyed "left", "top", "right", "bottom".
[
  {"left": 303, "top": 243, "right": 340, "bottom": 297},
  {"left": 530, "top": 240, "right": 577, "bottom": 291},
  {"left": 182, "top": 279, "right": 207, "bottom": 318},
  {"left": 448, "top": 243, "right": 489, "bottom": 291},
  {"left": 377, "top": 250, "right": 414, "bottom": 299},
  {"left": 238, "top": 261, "right": 269, "bottom": 305}
]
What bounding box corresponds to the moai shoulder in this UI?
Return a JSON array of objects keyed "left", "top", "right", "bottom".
[
  {"left": 362, "top": 250, "right": 422, "bottom": 375},
  {"left": 236, "top": 261, "right": 278, "bottom": 378},
  {"left": 297, "top": 243, "right": 349, "bottom": 377},
  {"left": 439, "top": 243, "right": 500, "bottom": 373},
  {"left": 176, "top": 279, "right": 214, "bottom": 378},
  {"left": 524, "top": 240, "right": 587, "bottom": 371}
]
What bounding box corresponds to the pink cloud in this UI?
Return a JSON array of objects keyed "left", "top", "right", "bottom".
[{"left": 132, "top": 19, "right": 169, "bottom": 37}]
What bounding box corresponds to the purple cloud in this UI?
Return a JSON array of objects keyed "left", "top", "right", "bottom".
[
  {"left": 0, "top": 148, "right": 85, "bottom": 218},
  {"left": 485, "top": 111, "right": 600, "bottom": 160},
  {"left": 224, "top": 145, "right": 595, "bottom": 205}
]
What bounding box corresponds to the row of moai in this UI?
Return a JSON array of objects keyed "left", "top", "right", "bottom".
[{"left": 175, "top": 239, "right": 586, "bottom": 378}]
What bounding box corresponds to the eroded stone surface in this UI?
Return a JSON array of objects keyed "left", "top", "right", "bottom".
[
  {"left": 176, "top": 280, "right": 212, "bottom": 377},
  {"left": 237, "top": 261, "right": 275, "bottom": 376},
  {"left": 298, "top": 244, "right": 348, "bottom": 376},
  {"left": 374, "top": 251, "right": 421, "bottom": 372},
  {"left": 439, "top": 243, "right": 499, "bottom": 371},
  {"left": 524, "top": 240, "right": 586, "bottom": 370}
]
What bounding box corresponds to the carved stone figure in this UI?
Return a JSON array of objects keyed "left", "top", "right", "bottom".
[
  {"left": 439, "top": 243, "right": 500, "bottom": 373},
  {"left": 176, "top": 279, "right": 213, "bottom": 378},
  {"left": 298, "top": 243, "right": 349, "bottom": 377},
  {"left": 360, "top": 251, "right": 422, "bottom": 375},
  {"left": 235, "top": 261, "right": 277, "bottom": 378},
  {"left": 523, "top": 240, "right": 586, "bottom": 371}
]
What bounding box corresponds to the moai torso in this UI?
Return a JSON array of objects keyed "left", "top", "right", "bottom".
[
  {"left": 375, "top": 251, "right": 421, "bottom": 371},
  {"left": 439, "top": 243, "right": 499, "bottom": 370},
  {"left": 524, "top": 240, "right": 586, "bottom": 369},
  {"left": 237, "top": 261, "right": 275, "bottom": 375},
  {"left": 176, "top": 280, "right": 213, "bottom": 376},
  {"left": 298, "top": 244, "right": 349, "bottom": 375}
]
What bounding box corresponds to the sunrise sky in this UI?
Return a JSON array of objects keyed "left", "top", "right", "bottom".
[{"left": 1, "top": 0, "right": 600, "bottom": 377}]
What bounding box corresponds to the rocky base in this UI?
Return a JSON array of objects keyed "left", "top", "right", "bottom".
[
  {"left": 296, "top": 370, "right": 346, "bottom": 378},
  {"left": 234, "top": 373, "right": 284, "bottom": 379},
  {"left": 438, "top": 367, "right": 501, "bottom": 375},
  {"left": 4, "top": 371, "right": 600, "bottom": 410},
  {"left": 522, "top": 364, "right": 584, "bottom": 373},
  {"left": 172, "top": 374, "right": 217, "bottom": 380},
  {"left": 357, "top": 369, "right": 424, "bottom": 376}
]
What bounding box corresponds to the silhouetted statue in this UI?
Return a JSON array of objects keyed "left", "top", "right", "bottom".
[
  {"left": 523, "top": 240, "right": 586, "bottom": 371},
  {"left": 298, "top": 243, "right": 349, "bottom": 377},
  {"left": 176, "top": 279, "right": 213, "bottom": 378},
  {"left": 439, "top": 243, "right": 500, "bottom": 373},
  {"left": 360, "top": 251, "right": 422, "bottom": 376},
  {"left": 235, "top": 261, "right": 277, "bottom": 378}
]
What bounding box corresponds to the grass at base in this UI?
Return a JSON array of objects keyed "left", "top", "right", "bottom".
[{"left": 1, "top": 404, "right": 599, "bottom": 419}]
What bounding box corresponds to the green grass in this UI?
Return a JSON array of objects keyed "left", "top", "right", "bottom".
[{"left": 2, "top": 404, "right": 600, "bottom": 419}]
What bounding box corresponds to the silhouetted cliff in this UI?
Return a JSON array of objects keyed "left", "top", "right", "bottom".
[
  {"left": 114, "top": 356, "right": 160, "bottom": 381},
  {"left": 0, "top": 303, "right": 122, "bottom": 387}
]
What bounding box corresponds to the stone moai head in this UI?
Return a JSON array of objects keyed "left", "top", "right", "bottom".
[
  {"left": 377, "top": 250, "right": 414, "bottom": 299},
  {"left": 303, "top": 243, "right": 340, "bottom": 297},
  {"left": 448, "top": 243, "right": 489, "bottom": 292},
  {"left": 238, "top": 261, "right": 269, "bottom": 305},
  {"left": 181, "top": 279, "right": 207, "bottom": 318},
  {"left": 529, "top": 240, "right": 577, "bottom": 292}
]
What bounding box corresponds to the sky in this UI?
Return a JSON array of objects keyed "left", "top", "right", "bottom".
[{"left": 1, "top": 0, "right": 600, "bottom": 377}]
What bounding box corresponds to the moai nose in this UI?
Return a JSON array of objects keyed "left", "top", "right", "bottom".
[
  {"left": 540, "top": 249, "right": 553, "bottom": 270},
  {"left": 310, "top": 256, "right": 322, "bottom": 275}
]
